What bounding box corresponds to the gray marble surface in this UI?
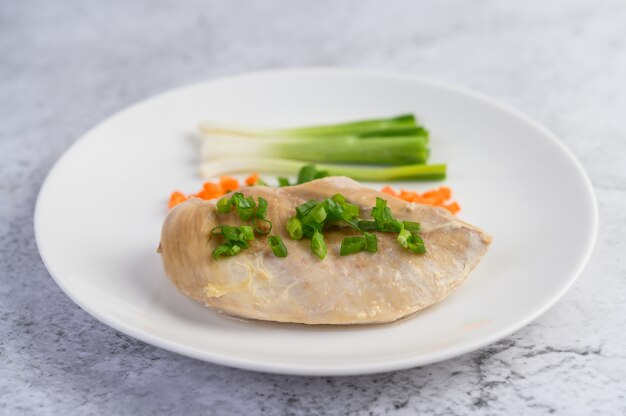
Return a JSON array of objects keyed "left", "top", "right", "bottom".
[{"left": 1, "top": 0, "right": 625, "bottom": 414}]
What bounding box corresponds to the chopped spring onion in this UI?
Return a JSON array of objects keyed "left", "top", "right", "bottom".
[
  {"left": 331, "top": 193, "right": 346, "bottom": 204},
  {"left": 305, "top": 203, "right": 327, "bottom": 224},
  {"left": 364, "top": 232, "right": 378, "bottom": 252},
  {"left": 284, "top": 193, "right": 426, "bottom": 260},
  {"left": 357, "top": 220, "right": 377, "bottom": 231},
  {"left": 212, "top": 243, "right": 241, "bottom": 259},
  {"left": 256, "top": 197, "right": 268, "bottom": 219},
  {"left": 296, "top": 200, "right": 319, "bottom": 218},
  {"left": 212, "top": 195, "right": 277, "bottom": 259},
  {"left": 311, "top": 230, "right": 327, "bottom": 260},
  {"left": 286, "top": 217, "right": 303, "bottom": 240},
  {"left": 210, "top": 224, "right": 255, "bottom": 259},
  {"left": 200, "top": 158, "right": 446, "bottom": 182},
  {"left": 198, "top": 114, "right": 418, "bottom": 139},
  {"left": 252, "top": 196, "right": 272, "bottom": 235},
  {"left": 397, "top": 228, "right": 412, "bottom": 249},
  {"left": 402, "top": 221, "right": 421, "bottom": 233},
  {"left": 297, "top": 164, "right": 329, "bottom": 184},
  {"left": 371, "top": 197, "right": 403, "bottom": 232},
  {"left": 340, "top": 236, "right": 366, "bottom": 256},
  {"left": 229, "top": 193, "right": 256, "bottom": 221},
  {"left": 216, "top": 196, "right": 232, "bottom": 213},
  {"left": 239, "top": 225, "right": 254, "bottom": 241},
  {"left": 277, "top": 177, "right": 291, "bottom": 187},
  {"left": 268, "top": 235, "right": 288, "bottom": 257},
  {"left": 407, "top": 234, "right": 426, "bottom": 254}
]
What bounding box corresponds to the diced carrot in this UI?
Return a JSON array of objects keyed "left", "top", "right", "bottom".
[
  {"left": 381, "top": 186, "right": 398, "bottom": 197},
  {"left": 219, "top": 176, "right": 239, "bottom": 192},
  {"left": 439, "top": 186, "right": 452, "bottom": 200},
  {"left": 443, "top": 202, "right": 461, "bottom": 214},
  {"left": 168, "top": 191, "right": 188, "bottom": 209},
  {"left": 399, "top": 190, "right": 424, "bottom": 203},
  {"left": 384, "top": 185, "right": 461, "bottom": 215},
  {"left": 245, "top": 172, "right": 260, "bottom": 186},
  {"left": 422, "top": 189, "right": 446, "bottom": 205},
  {"left": 195, "top": 182, "right": 224, "bottom": 200}
]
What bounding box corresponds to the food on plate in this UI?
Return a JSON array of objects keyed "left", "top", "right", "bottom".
[
  {"left": 381, "top": 185, "right": 461, "bottom": 214},
  {"left": 158, "top": 177, "right": 491, "bottom": 325},
  {"left": 168, "top": 168, "right": 461, "bottom": 214},
  {"left": 197, "top": 114, "right": 447, "bottom": 181}
]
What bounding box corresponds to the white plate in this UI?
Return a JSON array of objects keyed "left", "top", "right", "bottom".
[{"left": 35, "top": 69, "right": 597, "bottom": 376}]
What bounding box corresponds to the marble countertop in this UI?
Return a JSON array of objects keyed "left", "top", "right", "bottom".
[{"left": 2, "top": 0, "right": 625, "bottom": 414}]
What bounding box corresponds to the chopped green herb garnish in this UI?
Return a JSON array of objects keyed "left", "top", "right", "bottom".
[
  {"left": 397, "top": 227, "right": 412, "bottom": 249},
  {"left": 331, "top": 193, "right": 346, "bottom": 204},
  {"left": 303, "top": 203, "right": 327, "bottom": 224},
  {"left": 296, "top": 200, "right": 318, "bottom": 218},
  {"left": 213, "top": 194, "right": 277, "bottom": 259},
  {"left": 340, "top": 202, "right": 360, "bottom": 221},
  {"left": 239, "top": 225, "right": 254, "bottom": 241},
  {"left": 406, "top": 234, "right": 426, "bottom": 254},
  {"left": 340, "top": 236, "right": 365, "bottom": 256},
  {"left": 268, "top": 235, "right": 288, "bottom": 257},
  {"left": 287, "top": 217, "right": 303, "bottom": 240},
  {"left": 297, "top": 165, "right": 329, "bottom": 184},
  {"left": 210, "top": 224, "right": 255, "bottom": 259},
  {"left": 287, "top": 194, "right": 425, "bottom": 259},
  {"left": 277, "top": 177, "right": 291, "bottom": 187},
  {"left": 216, "top": 196, "right": 232, "bottom": 213},
  {"left": 311, "top": 230, "right": 327, "bottom": 260},
  {"left": 364, "top": 232, "right": 377, "bottom": 252},
  {"left": 402, "top": 221, "right": 421, "bottom": 233},
  {"left": 357, "top": 220, "right": 377, "bottom": 231},
  {"left": 237, "top": 196, "right": 256, "bottom": 221},
  {"left": 212, "top": 243, "right": 241, "bottom": 260},
  {"left": 256, "top": 197, "right": 268, "bottom": 219}
]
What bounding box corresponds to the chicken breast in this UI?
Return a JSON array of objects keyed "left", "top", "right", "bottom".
[{"left": 159, "top": 177, "right": 492, "bottom": 325}]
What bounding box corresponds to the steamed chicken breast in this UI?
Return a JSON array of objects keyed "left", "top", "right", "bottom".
[{"left": 159, "top": 176, "right": 491, "bottom": 325}]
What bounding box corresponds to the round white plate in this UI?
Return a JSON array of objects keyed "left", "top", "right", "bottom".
[{"left": 35, "top": 69, "right": 597, "bottom": 376}]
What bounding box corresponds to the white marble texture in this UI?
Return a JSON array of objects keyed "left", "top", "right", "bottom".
[{"left": 1, "top": 0, "right": 625, "bottom": 414}]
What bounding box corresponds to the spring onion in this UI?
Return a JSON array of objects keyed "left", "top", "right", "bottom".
[
  {"left": 268, "top": 235, "right": 288, "bottom": 257},
  {"left": 286, "top": 217, "right": 303, "bottom": 240},
  {"left": 198, "top": 114, "right": 418, "bottom": 139},
  {"left": 296, "top": 200, "right": 319, "bottom": 218},
  {"left": 397, "top": 228, "right": 412, "bottom": 249},
  {"left": 212, "top": 243, "right": 241, "bottom": 259},
  {"left": 201, "top": 135, "right": 429, "bottom": 165},
  {"left": 212, "top": 195, "right": 276, "bottom": 259},
  {"left": 407, "top": 234, "right": 426, "bottom": 254},
  {"left": 371, "top": 197, "right": 403, "bottom": 232},
  {"left": 210, "top": 225, "right": 255, "bottom": 259},
  {"left": 198, "top": 113, "right": 446, "bottom": 183},
  {"left": 402, "top": 221, "right": 421, "bottom": 232},
  {"left": 305, "top": 203, "right": 327, "bottom": 224},
  {"left": 340, "top": 236, "right": 366, "bottom": 256},
  {"left": 364, "top": 232, "right": 377, "bottom": 252},
  {"left": 216, "top": 196, "right": 232, "bottom": 213},
  {"left": 256, "top": 197, "right": 268, "bottom": 219},
  {"left": 311, "top": 230, "right": 327, "bottom": 260},
  {"left": 200, "top": 158, "right": 446, "bottom": 181},
  {"left": 298, "top": 164, "right": 329, "bottom": 184}
]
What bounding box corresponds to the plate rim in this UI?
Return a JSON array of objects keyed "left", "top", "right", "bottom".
[{"left": 34, "top": 67, "right": 599, "bottom": 376}]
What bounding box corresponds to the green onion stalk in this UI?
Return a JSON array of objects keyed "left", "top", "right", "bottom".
[
  {"left": 200, "top": 134, "right": 429, "bottom": 165},
  {"left": 200, "top": 158, "right": 447, "bottom": 182},
  {"left": 198, "top": 114, "right": 418, "bottom": 139}
]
